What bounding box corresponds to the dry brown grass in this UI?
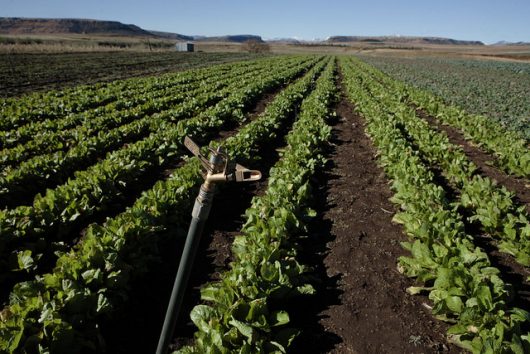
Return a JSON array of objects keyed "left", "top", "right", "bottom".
[{"left": 0, "top": 33, "right": 176, "bottom": 53}]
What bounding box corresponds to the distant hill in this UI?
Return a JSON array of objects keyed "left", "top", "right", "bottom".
[
  {"left": 265, "top": 38, "right": 302, "bottom": 44},
  {"left": 193, "top": 35, "right": 264, "bottom": 43},
  {"left": 491, "top": 41, "right": 530, "bottom": 46},
  {"left": 0, "top": 18, "right": 264, "bottom": 44},
  {"left": 0, "top": 17, "right": 153, "bottom": 36},
  {"left": 148, "top": 30, "right": 193, "bottom": 41},
  {"left": 1, "top": 18, "right": 491, "bottom": 46},
  {"left": 327, "top": 36, "right": 484, "bottom": 46}
]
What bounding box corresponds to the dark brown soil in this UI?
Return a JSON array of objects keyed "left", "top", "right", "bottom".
[
  {"left": 290, "top": 83, "right": 461, "bottom": 353},
  {"left": 0, "top": 52, "right": 262, "bottom": 97},
  {"left": 416, "top": 109, "right": 530, "bottom": 213}
]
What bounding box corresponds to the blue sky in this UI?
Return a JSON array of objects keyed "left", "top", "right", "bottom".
[{"left": 2, "top": 0, "right": 529, "bottom": 43}]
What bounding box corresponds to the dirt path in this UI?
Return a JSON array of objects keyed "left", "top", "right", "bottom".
[{"left": 291, "top": 81, "right": 460, "bottom": 353}]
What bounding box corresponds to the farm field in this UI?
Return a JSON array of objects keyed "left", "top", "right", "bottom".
[
  {"left": 0, "top": 51, "right": 266, "bottom": 97},
  {"left": 359, "top": 55, "right": 530, "bottom": 140},
  {"left": 0, "top": 54, "right": 529, "bottom": 354}
]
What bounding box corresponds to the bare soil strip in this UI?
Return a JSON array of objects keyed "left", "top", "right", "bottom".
[
  {"left": 416, "top": 109, "right": 530, "bottom": 213},
  {"left": 291, "top": 81, "right": 460, "bottom": 353}
]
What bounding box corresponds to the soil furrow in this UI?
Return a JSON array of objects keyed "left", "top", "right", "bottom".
[
  {"left": 415, "top": 108, "right": 530, "bottom": 213},
  {"left": 291, "top": 78, "right": 459, "bottom": 353}
]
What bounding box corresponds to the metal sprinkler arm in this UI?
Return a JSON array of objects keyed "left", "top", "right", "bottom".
[
  {"left": 156, "top": 137, "right": 261, "bottom": 354},
  {"left": 184, "top": 136, "right": 262, "bottom": 184}
]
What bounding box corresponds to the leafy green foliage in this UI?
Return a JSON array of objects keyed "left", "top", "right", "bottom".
[
  {"left": 340, "top": 57, "right": 530, "bottom": 353},
  {"left": 177, "top": 58, "right": 337, "bottom": 353},
  {"left": 352, "top": 58, "right": 530, "bottom": 268},
  {"left": 0, "top": 56, "right": 315, "bottom": 286},
  {"left": 360, "top": 55, "right": 530, "bottom": 140},
  {"left": 0, "top": 56, "right": 327, "bottom": 353}
]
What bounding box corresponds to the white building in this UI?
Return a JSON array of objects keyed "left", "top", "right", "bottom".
[{"left": 175, "top": 42, "right": 194, "bottom": 52}]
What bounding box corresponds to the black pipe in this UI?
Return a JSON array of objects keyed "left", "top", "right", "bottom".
[{"left": 156, "top": 192, "right": 212, "bottom": 354}]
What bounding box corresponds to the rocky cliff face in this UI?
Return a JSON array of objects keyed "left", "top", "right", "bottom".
[{"left": 0, "top": 18, "right": 153, "bottom": 36}]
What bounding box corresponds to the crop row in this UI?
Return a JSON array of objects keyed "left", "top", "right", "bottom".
[
  {"left": 177, "top": 57, "right": 337, "bottom": 354},
  {"left": 410, "top": 88, "right": 529, "bottom": 178},
  {"left": 0, "top": 55, "right": 270, "bottom": 132},
  {"left": 358, "top": 59, "right": 530, "bottom": 179},
  {"left": 0, "top": 59, "right": 303, "bottom": 192},
  {"left": 0, "top": 72, "right": 248, "bottom": 169},
  {"left": 0, "top": 57, "right": 277, "bottom": 148},
  {"left": 0, "top": 57, "right": 311, "bottom": 168},
  {"left": 0, "top": 57, "right": 321, "bottom": 297},
  {"left": 341, "top": 57, "right": 529, "bottom": 353},
  {"left": 352, "top": 58, "right": 530, "bottom": 268},
  {"left": 0, "top": 51, "right": 260, "bottom": 97},
  {"left": 0, "top": 57, "right": 328, "bottom": 353},
  {"left": 359, "top": 56, "right": 530, "bottom": 140}
]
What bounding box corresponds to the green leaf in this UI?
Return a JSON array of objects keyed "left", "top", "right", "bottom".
[
  {"left": 406, "top": 286, "right": 431, "bottom": 295},
  {"left": 17, "top": 250, "right": 35, "bottom": 271},
  {"left": 434, "top": 267, "right": 452, "bottom": 289},
  {"left": 81, "top": 269, "right": 101, "bottom": 284},
  {"left": 270, "top": 311, "right": 290, "bottom": 327},
  {"left": 229, "top": 318, "right": 254, "bottom": 340},
  {"left": 190, "top": 305, "right": 216, "bottom": 333},
  {"left": 475, "top": 285, "right": 493, "bottom": 311},
  {"left": 247, "top": 298, "right": 267, "bottom": 322},
  {"left": 447, "top": 324, "right": 468, "bottom": 335},
  {"left": 295, "top": 283, "right": 315, "bottom": 295},
  {"left": 509, "top": 335, "right": 526, "bottom": 354},
  {"left": 446, "top": 296, "right": 464, "bottom": 314},
  {"left": 96, "top": 293, "right": 111, "bottom": 314},
  {"left": 510, "top": 308, "right": 530, "bottom": 323}
]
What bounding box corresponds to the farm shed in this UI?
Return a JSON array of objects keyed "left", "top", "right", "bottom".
[{"left": 175, "top": 41, "right": 194, "bottom": 52}]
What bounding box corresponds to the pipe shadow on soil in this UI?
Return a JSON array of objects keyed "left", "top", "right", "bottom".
[{"left": 288, "top": 116, "right": 344, "bottom": 353}]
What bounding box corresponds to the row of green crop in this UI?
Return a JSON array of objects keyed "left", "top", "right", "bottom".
[
  {"left": 411, "top": 89, "right": 529, "bottom": 178},
  {"left": 353, "top": 58, "right": 530, "bottom": 268},
  {"left": 177, "top": 57, "right": 337, "bottom": 354},
  {"left": 0, "top": 57, "right": 275, "bottom": 149},
  {"left": 0, "top": 57, "right": 320, "bottom": 301},
  {"left": 358, "top": 58, "right": 530, "bottom": 179},
  {"left": 0, "top": 59, "right": 296, "bottom": 193},
  {"left": 0, "top": 86, "right": 216, "bottom": 177},
  {"left": 358, "top": 56, "right": 530, "bottom": 140},
  {"left": 0, "top": 57, "right": 327, "bottom": 354},
  {"left": 0, "top": 57, "right": 314, "bottom": 171},
  {"left": 0, "top": 56, "right": 270, "bottom": 132},
  {"left": 0, "top": 76, "right": 216, "bottom": 154},
  {"left": 341, "top": 57, "right": 529, "bottom": 353}
]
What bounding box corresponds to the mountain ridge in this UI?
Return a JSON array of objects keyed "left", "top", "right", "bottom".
[
  {"left": 0, "top": 17, "right": 505, "bottom": 46},
  {"left": 0, "top": 17, "right": 152, "bottom": 37},
  {"left": 326, "top": 35, "right": 484, "bottom": 46}
]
